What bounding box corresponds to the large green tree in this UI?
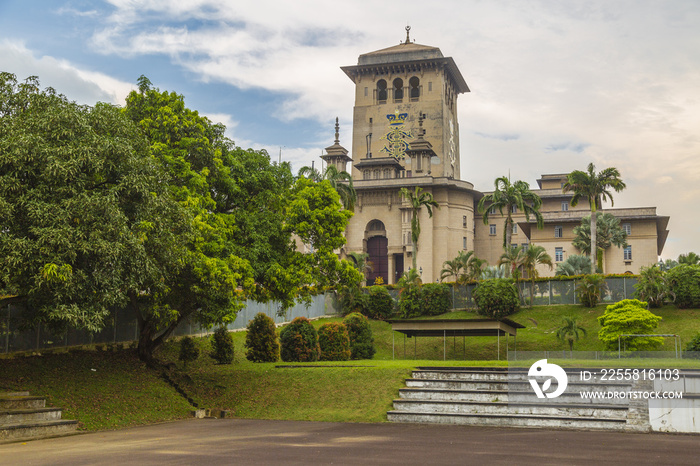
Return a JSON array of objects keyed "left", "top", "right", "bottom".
[
  {"left": 123, "top": 77, "right": 360, "bottom": 362},
  {"left": 298, "top": 164, "right": 356, "bottom": 211},
  {"left": 477, "top": 176, "right": 544, "bottom": 249},
  {"left": 400, "top": 187, "right": 439, "bottom": 271},
  {"left": 0, "top": 73, "right": 177, "bottom": 334},
  {"left": 563, "top": 163, "right": 626, "bottom": 271}
]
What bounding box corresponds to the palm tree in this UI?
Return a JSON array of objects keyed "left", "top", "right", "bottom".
[
  {"left": 678, "top": 252, "right": 700, "bottom": 265},
  {"left": 555, "top": 254, "right": 593, "bottom": 276},
  {"left": 440, "top": 258, "right": 463, "bottom": 283},
  {"left": 521, "top": 245, "right": 553, "bottom": 306},
  {"left": 456, "top": 250, "right": 486, "bottom": 282},
  {"left": 498, "top": 245, "right": 526, "bottom": 280},
  {"left": 298, "top": 164, "right": 357, "bottom": 211},
  {"left": 348, "top": 251, "right": 373, "bottom": 286},
  {"left": 563, "top": 163, "right": 626, "bottom": 271},
  {"left": 572, "top": 212, "right": 628, "bottom": 272},
  {"left": 556, "top": 316, "right": 587, "bottom": 355},
  {"left": 400, "top": 187, "right": 439, "bottom": 271},
  {"left": 477, "top": 176, "right": 544, "bottom": 249}
]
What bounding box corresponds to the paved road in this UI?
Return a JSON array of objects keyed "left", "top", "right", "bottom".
[{"left": 1, "top": 419, "right": 699, "bottom": 465}]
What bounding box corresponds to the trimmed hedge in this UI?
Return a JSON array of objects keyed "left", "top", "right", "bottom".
[
  {"left": 343, "top": 312, "right": 376, "bottom": 360},
  {"left": 318, "top": 322, "right": 351, "bottom": 361},
  {"left": 279, "top": 316, "right": 320, "bottom": 362},
  {"left": 419, "top": 283, "right": 451, "bottom": 316},
  {"left": 245, "top": 313, "right": 280, "bottom": 363},
  {"left": 473, "top": 278, "right": 520, "bottom": 319},
  {"left": 178, "top": 336, "right": 199, "bottom": 368}
]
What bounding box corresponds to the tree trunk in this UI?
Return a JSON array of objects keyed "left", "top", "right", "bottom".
[{"left": 590, "top": 209, "right": 597, "bottom": 272}]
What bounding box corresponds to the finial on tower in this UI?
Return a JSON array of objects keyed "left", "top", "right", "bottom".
[
  {"left": 334, "top": 117, "right": 340, "bottom": 144},
  {"left": 405, "top": 25, "right": 411, "bottom": 44}
]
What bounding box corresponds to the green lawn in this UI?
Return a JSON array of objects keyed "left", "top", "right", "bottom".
[{"left": 2, "top": 303, "right": 700, "bottom": 432}]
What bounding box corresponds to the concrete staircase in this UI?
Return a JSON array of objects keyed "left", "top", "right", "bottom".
[
  {"left": 0, "top": 392, "right": 79, "bottom": 443},
  {"left": 387, "top": 367, "right": 648, "bottom": 431}
]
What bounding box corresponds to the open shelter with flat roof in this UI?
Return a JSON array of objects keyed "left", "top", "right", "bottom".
[{"left": 388, "top": 319, "right": 525, "bottom": 360}]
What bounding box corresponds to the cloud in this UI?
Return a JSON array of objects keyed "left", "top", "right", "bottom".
[{"left": 0, "top": 39, "right": 134, "bottom": 106}]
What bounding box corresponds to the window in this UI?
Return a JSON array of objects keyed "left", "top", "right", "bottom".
[
  {"left": 522, "top": 243, "right": 529, "bottom": 252},
  {"left": 554, "top": 225, "right": 563, "bottom": 238},
  {"left": 489, "top": 206, "right": 497, "bottom": 214},
  {"left": 623, "top": 223, "right": 631, "bottom": 235},
  {"left": 489, "top": 224, "right": 497, "bottom": 235},
  {"left": 555, "top": 247, "right": 563, "bottom": 262},
  {"left": 624, "top": 245, "right": 632, "bottom": 261},
  {"left": 512, "top": 224, "right": 518, "bottom": 235},
  {"left": 562, "top": 202, "right": 569, "bottom": 211},
  {"left": 409, "top": 76, "right": 420, "bottom": 100},
  {"left": 377, "top": 79, "right": 387, "bottom": 102},
  {"left": 393, "top": 78, "right": 404, "bottom": 101},
  {"left": 462, "top": 216, "right": 467, "bottom": 228},
  {"left": 463, "top": 237, "right": 467, "bottom": 249},
  {"left": 364, "top": 87, "right": 368, "bottom": 97},
  {"left": 511, "top": 205, "right": 517, "bottom": 214},
  {"left": 428, "top": 82, "right": 432, "bottom": 92}
]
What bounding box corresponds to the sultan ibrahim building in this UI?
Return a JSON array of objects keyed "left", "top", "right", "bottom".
[{"left": 320, "top": 30, "right": 669, "bottom": 284}]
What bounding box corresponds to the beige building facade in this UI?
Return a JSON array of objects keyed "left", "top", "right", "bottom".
[{"left": 324, "top": 34, "right": 669, "bottom": 284}]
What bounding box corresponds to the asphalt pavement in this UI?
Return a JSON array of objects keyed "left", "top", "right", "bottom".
[{"left": 1, "top": 418, "right": 699, "bottom": 465}]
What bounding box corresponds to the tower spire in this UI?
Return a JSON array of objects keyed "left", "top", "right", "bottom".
[
  {"left": 404, "top": 25, "right": 411, "bottom": 44},
  {"left": 334, "top": 117, "right": 340, "bottom": 144}
]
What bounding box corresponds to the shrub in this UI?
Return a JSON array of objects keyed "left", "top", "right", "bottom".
[
  {"left": 178, "top": 336, "right": 199, "bottom": 368},
  {"left": 634, "top": 264, "right": 672, "bottom": 308},
  {"left": 686, "top": 333, "right": 700, "bottom": 358},
  {"left": 419, "top": 283, "right": 451, "bottom": 316},
  {"left": 398, "top": 284, "right": 422, "bottom": 318},
  {"left": 210, "top": 327, "right": 235, "bottom": 364},
  {"left": 597, "top": 299, "right": 663, "bottom": 351},
  {"left": 367, "top": 286, "right": 394, "bottom": 320},
  {"left": 666, "top": 264, "right": 700, "bottom": 309},
  {"left": 339, "top": 284, "right": 369, "bottom": 316},
  {"left": 245, "top": 313, "right": 279, "bottom": 363},
  {"left": 318, "top": 322, "right": 351, "bottom": 361},
  {"left": 576, "top": 274, "right": 608, "bottom": 307},
  {"left": 279, "top": 317, "right": 320, "bottom": 362},
  {"left": 473, "top": 279, "right": 520, "bottom": 319},
  {"left": 343, "top": 312, "right": 376, "bottom": 360}
]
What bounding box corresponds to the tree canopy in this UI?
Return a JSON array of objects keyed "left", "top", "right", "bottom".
[{"left": 0, "top": 73, "right": 360, "bottom": 363}]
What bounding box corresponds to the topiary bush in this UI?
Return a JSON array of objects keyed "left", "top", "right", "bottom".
[
  {"left": 419, "top": 283, "right": 451, "bottom": 316},
  {"left": 473, "top": 278, "right": 520, "bottom": 319},
  {"left": 318, "top": 322, "right": 351, "bottom": 361},
  {"left": 666, "top": 264, "right": 700, "bottom": 309},
  {"left": 210, "top": 327, "right": 235, "bottom": 364},
  {"left": 279, "top": 316, "right": 320, "bottom": 362},
  {"left": 245, "top": 312, "right": 280, "bottom": 363},
  {"left": 343, "top": 312, "right": 376, "bottom": 360},
  {"left": 367, "top": 285, "right": 395, "bottom": 320},
  {"left": 178, "top": 336, "right": 199, "bottom": 368},
  {"left": 598, "top": 299, "right": 663, "bottom": 351}
]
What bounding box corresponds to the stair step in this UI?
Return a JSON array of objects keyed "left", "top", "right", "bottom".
[
  {"left": 398, "top": 387, "right": 630, "bottom": 405},
  {"left": 386, "top": 411, "right": 628, "bottom": 430},
  {"left": 0, "top": 419, "right": 79, "bottom": 443},
  {"left": 0, "top": 396, "right": 46, "bottom": 410},
  {"left": 392, "top": 399, "right": 627, "bottom": 418},
  {"left": 0, "top": 407, "right": 64, "bottom": 425}
]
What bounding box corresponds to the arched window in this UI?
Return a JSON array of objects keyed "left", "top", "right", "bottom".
[
  {"left": 409, "top": 76, "right": 420, "bottom": 100},
  {"left": 377, "top": 79, "right": 387, "bottom": 102},
  {"left": 393, "top": 78, "right": 404, "bottom": 101},
  {"left": 368, "top": 220, "right": 386, "bottom": 231}
]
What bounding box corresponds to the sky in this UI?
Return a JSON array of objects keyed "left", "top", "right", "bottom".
[{"left": 1, "top": 0, "right": 698, "bottom": 260}]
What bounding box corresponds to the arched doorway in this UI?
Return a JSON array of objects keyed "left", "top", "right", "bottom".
[{"left": 366, "top": 220, "right": 388, "bottom": 284}]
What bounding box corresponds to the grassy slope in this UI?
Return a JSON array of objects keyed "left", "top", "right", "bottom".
[{"left": 2, "top": 304, "right": 700, "bottom": 431}]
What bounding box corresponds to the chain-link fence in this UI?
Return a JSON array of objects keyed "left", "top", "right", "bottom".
[{"left": 1, "top": 293, "right": 338, "bottom": 353}]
